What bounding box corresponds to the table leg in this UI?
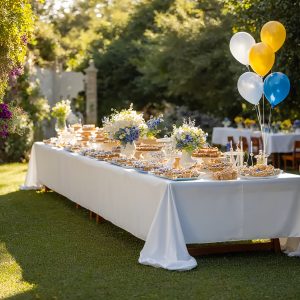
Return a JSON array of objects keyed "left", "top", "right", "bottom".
[
  {"left": 272, "top": 238, "right": 281, "bottom": 254},
  {"left": 44, "top": 186, "right": 51, "bottom": 192},
  {"left": 96, "top": 214, "right": 105, "bottom": 224}
]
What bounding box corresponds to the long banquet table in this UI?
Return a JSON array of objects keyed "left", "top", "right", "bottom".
[{"left": 23, "top": 142, "right": 300, "bottom": 270}]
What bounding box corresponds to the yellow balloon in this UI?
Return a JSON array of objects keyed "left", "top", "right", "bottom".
[
  {"left": 249, "top": 42, "right": 275, "bottom": 76},
  {"left": 261, "top": 21, "right": 286, "bottom": 52}
]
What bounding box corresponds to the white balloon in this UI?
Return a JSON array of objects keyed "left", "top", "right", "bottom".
[
  {"left": 230, "top": 32, "right": 255, "bottom": 65},
  {"left": 237, "top": 72, "right": 263, "bottom": 105}
]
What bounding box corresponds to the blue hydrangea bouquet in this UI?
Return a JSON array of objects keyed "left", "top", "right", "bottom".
[
  {"left": 103, "top": 104, "right": 147, "bottom": 146},
  {"left": 171, "top": 119, "right": 207, "bottom": 153}
]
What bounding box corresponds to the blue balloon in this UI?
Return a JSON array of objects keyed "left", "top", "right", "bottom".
[{"left": 263, "top": 72, "right": 290, "bottom": 108}]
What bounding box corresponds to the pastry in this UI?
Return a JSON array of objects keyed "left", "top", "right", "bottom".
[
  {"left": 193, "top": 147, "right": 221, "bottom": 158},
  {"left": 212, "top": 167, "right": 238, "bottom": 180},
  {"left": 240, "top": 164, "right": 280, "bottom": 177}
]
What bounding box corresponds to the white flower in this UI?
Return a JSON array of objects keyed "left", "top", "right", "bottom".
[{"left": 103, "top": 104, "right": 146, "bottom": 138}]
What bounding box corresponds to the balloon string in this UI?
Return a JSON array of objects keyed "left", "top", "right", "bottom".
[
  {"left": 255, "top": 104, "right": 262, "bottom": 151},
  {"left": 255, "top": 104, "right": 261, "bottom": 130},
  {"left": 256, "top": 103, "right": 267, "bottom": 153},
  {"left": 262, "top": 94, "right": 265, "bottom": 128},
  {"left": 264, "top": 106, "right": 273, "bottom": 154}
]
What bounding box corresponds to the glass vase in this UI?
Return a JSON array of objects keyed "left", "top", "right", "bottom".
[
  {"left": 180, "top": 150, "right": 195, "bottom": 168},
  {"left": 121, "top": 142, "right": 136, "bottom": 158},
  {"left": 55, "top": 118, "right": 67, "bottom": 135}
]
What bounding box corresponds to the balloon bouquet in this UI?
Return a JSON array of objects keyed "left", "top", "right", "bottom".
[{"left": 229, "top": 21, "right": 290, "bottom": 157}]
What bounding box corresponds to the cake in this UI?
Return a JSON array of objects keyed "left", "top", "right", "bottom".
[
  {"left": 212, "top": 167, "right": 238, "bottom": 180},
  {"left": 82, "top": 124, "right": 95, "bottom": 131},
  {"left": 240, "top": 164, "right": 281, "bottom": 177},
  {"left": 206, "top": 160, "right": 233, "bottom": 172},
  {"left": 136, "top": 144, "right": 162, "bottom": 152},
  {"left": 71, "top": 123, "right": 82, "bottom": 131},
  {"left": 193, "top": 147, "right": 221, "bottom": 158}
]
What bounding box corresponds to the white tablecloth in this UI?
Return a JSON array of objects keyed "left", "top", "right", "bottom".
[
  {"left": 23, "top": 143, "right": 300, "bottom": 270},
  {"left": 212, "top": 127, "right": 256, "bottom": 147},
  {"left": 212, "top": 127, "right": 300, "bottom": 154},
  {"left": 265, "top": 133, "right": 300, "bottom": 154}
]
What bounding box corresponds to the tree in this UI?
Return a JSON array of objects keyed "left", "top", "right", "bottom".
[{"left": 89, "top": 0, "right": 241, "bottom": 119}]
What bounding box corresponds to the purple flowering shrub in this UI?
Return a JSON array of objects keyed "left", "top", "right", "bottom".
[{"left": 0, "top": 103, "right": 27, "bottom": 138}]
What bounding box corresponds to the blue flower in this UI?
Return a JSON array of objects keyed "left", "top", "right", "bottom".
[
  {"left": 293, "top": 120, "right": 300, "bottom": 128},
  {"left": 147, "top": 116, "right": 163, "bottom": 130},
  {"left": 114, "top": 126, "right": 140, "bottom": 145}
]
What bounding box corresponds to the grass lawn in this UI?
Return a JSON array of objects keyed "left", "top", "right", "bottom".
[{"left": 1, "top": 163, "right": 300, "bottom": 299}]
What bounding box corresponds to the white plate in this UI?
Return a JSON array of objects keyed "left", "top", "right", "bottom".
[
  {"left": 240, "top": 174, "right": 281, "bottom": 180},
  {"left": 151, "top": 174, "right": 199, "bottom": 181},
  {"left": 134, "top": 169, "right": 148, "bottom": 174}
]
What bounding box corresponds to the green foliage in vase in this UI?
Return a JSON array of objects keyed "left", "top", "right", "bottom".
[{"left": 51, "top": 100, "right": 71, "bottom": 121}]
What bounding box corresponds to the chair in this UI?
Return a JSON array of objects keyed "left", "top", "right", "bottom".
[
  {"left": 281, "top": 141, "right": 300, "bottom": 170},
  {"left": 250, "top": 137, "right": 261, "bottom": 155},
  {"left": 239, "top": 136, "right": 249, "bottom": 152},
  {"left": 227, "top": 136, "right": 236, "bottom": 149}
]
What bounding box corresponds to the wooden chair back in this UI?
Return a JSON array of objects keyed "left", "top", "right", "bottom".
[
  {"left": 227, "top": 136, "right": 235, "bottom": 148},
  {"left": 239, "top": 136, "right": 248, "bottom": 152},
  {"left": 294, "top": 141, "right": 300, "bottom": 153},
  {"left": 250, "top": 137, "right": 260, "bottom": 154}
]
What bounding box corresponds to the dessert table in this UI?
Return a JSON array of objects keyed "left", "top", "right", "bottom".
[{"left": 23, "top": 142, "right": 300, "bottom": 271}]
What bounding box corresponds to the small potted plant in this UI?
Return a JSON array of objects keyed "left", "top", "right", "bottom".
[
  {"left": 244, "top": 118, "right": 256, "bottom": 130},
  {"left": 280, "top": 119, "right": 292, "bottom": 133},
  {"left": 222, "top": 117, "right": 231, "bottom": 128},
  {"left": 234, "top": 116, "right": 244, "bottom": 129}
]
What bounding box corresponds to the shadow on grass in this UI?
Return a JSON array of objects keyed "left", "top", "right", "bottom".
[
  {"left": 1, "top": 190, "right": 300, "bottom": 299},
  {"left": 0, "top": 190, "right": 147, "bottom": 299}
]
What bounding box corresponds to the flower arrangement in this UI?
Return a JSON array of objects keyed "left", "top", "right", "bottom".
[
  {"left": 146, "top": 115, "right": 164, "bottom": 138},
  {"left": 51, "top": 100, "right": 71, "bottom": 131},
  {"left": 51, "top": 100, "right": 71, "bottom": 120},
  {"left": 0, "top": 103, "right": 27, "bottom": 138},
  {"left": 244, "top": 118, "right": 256, "bottom": 128},
  {"left": 222, "top": 117, "right": 231, "bottom": 127},
  {"left": 280, "top": 119, "right": 292, "bottom": 131},
  {"left": 271, "top": 121, "right": 281, "bottom": 133},
  {"left": 103, "top": 104, "right": 147, "bottom": 145},
  {"left": 293, "top": 120, "right": 300, "bottom": 129},
  {"left": 234, "top": 116, "right": 244, "bottom": 125},
  {"left": 114, "top": 127, "right": 140, "bottom": 145},
  {"left": 171, "top": 119, "right": 207, "bottom": 153}
]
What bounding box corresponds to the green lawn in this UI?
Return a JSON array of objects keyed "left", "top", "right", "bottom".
[{"left": 1, "top": 163, "right": 300, "bottom": 299}]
